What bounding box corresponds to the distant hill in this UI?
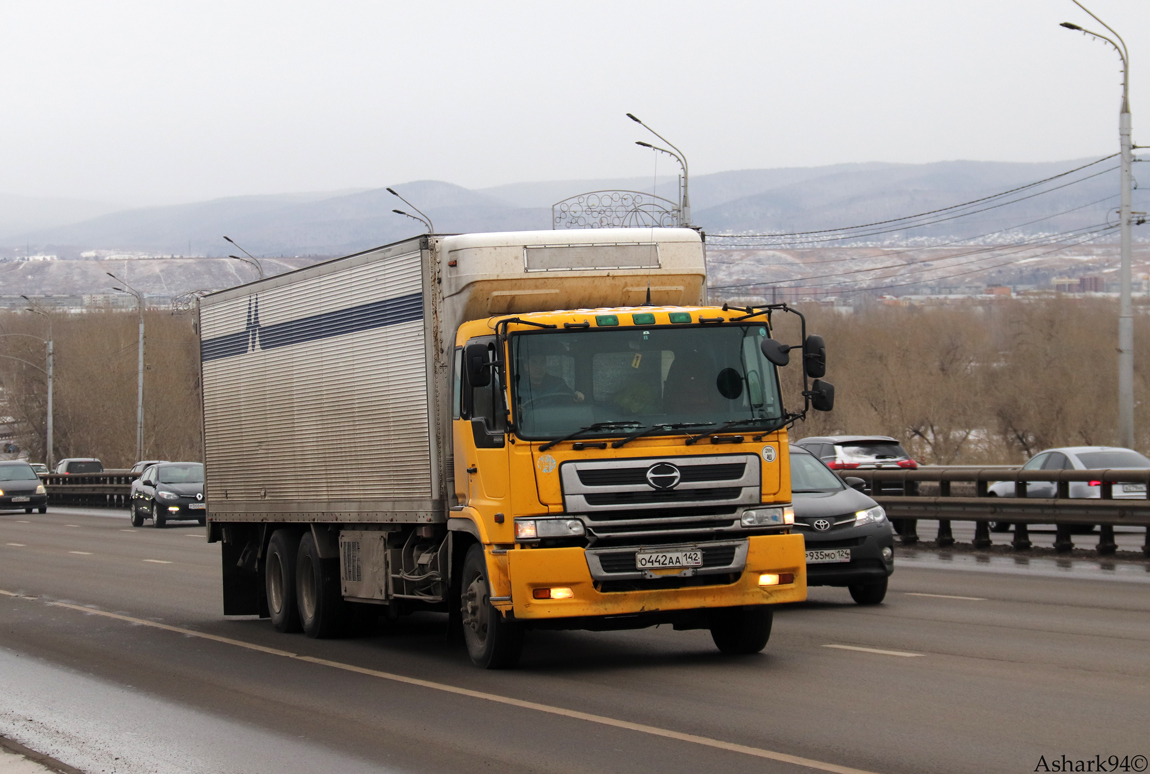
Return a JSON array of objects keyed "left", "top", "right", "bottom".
[
  {"left": 0, "top": 194, "right": 124, "bottom": 241},
  {"left": 2, "top": 158, "right": 1140, "bottom": 264}
]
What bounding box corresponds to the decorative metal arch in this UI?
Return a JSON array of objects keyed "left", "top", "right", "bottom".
[{"left": 552, "top": 190, "right": 681, "bottom": 229}]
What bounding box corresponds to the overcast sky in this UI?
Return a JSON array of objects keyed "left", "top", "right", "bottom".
[{"left": 1, "top": 0, "right": 1146, "bottom": 206}]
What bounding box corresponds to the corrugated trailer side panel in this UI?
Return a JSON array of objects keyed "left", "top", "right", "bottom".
[{"left": 199, "top": 242, "right": 443, "bottom": 523}]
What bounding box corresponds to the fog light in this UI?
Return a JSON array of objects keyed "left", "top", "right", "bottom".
[
  {"left": 882, "top": 547, "right": 893, "bottom": 561},
  {"left": 532, "top": 587, "right": 574, "bottom": 600},
  {"left": 168, "top": 506, "right": 180, "bottom": 512},
  {"left": 759, "top": 573, "right": 795, "bottom": 586}
]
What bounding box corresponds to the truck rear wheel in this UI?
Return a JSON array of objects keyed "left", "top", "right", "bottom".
[
  {"left": 709, "top": 606, "right": 773, "bottom": 655},
  {"left": 296, "top": 532, "right": 348, "bottom": 639},
  {"left": 460, "top": 544, "right": 523, "bottom": 669},
  {"left": 266, "top": 529, "right": 302, "bottom": 633}
]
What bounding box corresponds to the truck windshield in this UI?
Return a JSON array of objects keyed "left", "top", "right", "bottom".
[{"left": 510, "top": 324, "right": 784, "bottom": 440}]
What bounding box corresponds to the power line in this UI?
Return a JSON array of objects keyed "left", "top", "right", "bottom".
[{"left": 709, "top": 153, "right": 1120, "bottom": 241}]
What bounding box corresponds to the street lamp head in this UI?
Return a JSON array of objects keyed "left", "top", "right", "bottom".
[
  {"left": 1060, "top": 22, "right": 1084, "bottom": 31},
  {"left": 392, "top": 209, "right": 407, "bottom": 216},
  {"left": 635, "top": 141, "right": 653, "bottom": 148},
  {"left": 223, "top": 235, "right": 236, "bottom": 244},
  {"left": 386, "top": 188, "right": 398, "bottom": 196},
  {"left": 626, "top": 113, "right": 641, "bottom": 123}
]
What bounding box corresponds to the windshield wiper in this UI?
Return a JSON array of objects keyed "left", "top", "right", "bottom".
[
  {"left": 538, "top": 421, "right": 643, "bottom": 452},
  {"left": 685, "top": 418, "right": 785, "bottom": 445},
  {"left": 611, "top": 422, "right": 715, "bottom": 449}
]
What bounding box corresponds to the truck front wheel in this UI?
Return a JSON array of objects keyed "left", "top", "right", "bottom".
[
  {"left": 266, "top": 529, "right": 302, "bottom": 633},
  {"left": 708, "top": 606, "right": 773, "bottom": 655},
  {"left": 460, "top": 545, "right": 523, "bottom": 669}
]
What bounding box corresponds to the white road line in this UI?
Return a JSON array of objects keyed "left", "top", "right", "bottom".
[
  {"left": 142, "top": 559, "right": 172, "bottom": 564},
  {"left": 823, "top": 644, "right": 924, "bottom": 658},
  {"left": 16, "top": 520, "right": 30, "bottom": 524},
  {"left": 68, "top": 551, "right": 92, "bottom": 556},
  {"left": 183, "top": 534, "right": 203, "bottom": 538},
  {"left": 1, "top": 590, "right": 886, "bottom": 774},
  {"left": 905, "top": 592, "right": 986, "bottom": 601},
  {"left": 6, "top": 543, "right": 26, "bottom": 547},
  {"left": 64, "top": 525, "right": 80, "bottom": 528}
]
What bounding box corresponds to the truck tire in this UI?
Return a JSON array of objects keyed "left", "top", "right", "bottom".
[
  {"left": 266, "top": 529, "right": 302, "bottom": 633},
  {"left": 460, "top": 544, "right": 523, "bottom": 669},
  {"left": 296, "top": 532, "right": 348, "bottom": 639},
  {"left": 708, "top": 606, "right": 773, "bottom": 655},
  {"left": 151, "top": 502, "right": 166, "bottom": 528},
  {"left": 848, "top": 576, "right": 888, "bottom": 605}
]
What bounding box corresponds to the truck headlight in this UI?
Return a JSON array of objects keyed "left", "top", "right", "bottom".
[
  {"left": 157, "top": 490, "right": 179, "bottom": 500},
  {"left": 741, "top": 506, "right": 794, "bottom": 527},
  {"left": 514, "top": 518, "right": 585, "bottom": 540},
  {"left": 854, "top": 506, "right": 886, "bottom": 525}
]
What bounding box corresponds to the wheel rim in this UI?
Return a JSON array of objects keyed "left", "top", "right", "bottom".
[
  {"left": 298, "top": 554, "right": 317, "bottom": 622},
  {"left": 461, "top": 571, "right": 489, "bottom": 652},
  {"left": 267, "top": 551, "right": 285, "bottom": 615}
]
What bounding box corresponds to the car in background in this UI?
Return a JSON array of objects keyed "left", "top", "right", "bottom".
[
  {"left": 28, "top": 463, "right": 49, "bottom": 476},
  {"left": 54, "top": 458, "right": 103, "bottom": 474},
  {"left": 129, "top": 462, "right": 205, "bottom": 527},
  {"left": 0, "top": 461, "right": 48, "bottom": 514},
  {"left": 130, "top": 460, "right": 168, "bottom": 474},
  {"left": 794, "top": 435, "right": 918, "bottom": 496},
  {"left": 790, "top": 445, "right": 895, "bottom": 604},
  {"left": 987, "top": 446, "right": 1150, "bottom": 532}
]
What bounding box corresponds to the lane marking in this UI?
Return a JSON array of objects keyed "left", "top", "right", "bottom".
[
  {"left": 823, "top": 644, "right": 923, "bottom": 658},
  {"left": 65, "top": 525, "right": 80, "bottom": 528},
  {"left": 184, "top": 534, "right": 204, "bottom": 538},
  {"left": 68, "top": 551, "right": 92, "bottom": 556},
  {"left": 143, "top": 559, "right": 172, "bottom": 564},
  {"left": 16, "top": 520, "right": 30, "bottom": 524},
  {"left": 905, "top": 593, "right": 985, "bottom": 601},
  {"left": 120, "top": 529, "right": 138, "bottom": 533},
  {"left": 5, "top": 591, "right": 883, "bottom": 774},
  {"left": 6, "top": 543, "right": 26, "bottom": 547}
]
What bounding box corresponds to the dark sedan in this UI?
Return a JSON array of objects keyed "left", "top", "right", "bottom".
[
  {"left": 0, "top": 461, "right": 48, "bottom": 514},
  {"left": 790, "top": 445, "right": 894, "bottom": 604},
  {"left": 130, "top": 462, "right": 206, "bottom": 527}
]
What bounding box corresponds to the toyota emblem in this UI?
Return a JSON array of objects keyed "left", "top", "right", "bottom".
[
  {"left": 646, "top": 463, "right": 681, "bottom": 490},
  {"left": 812, "top": 518, "right": 832, "bottom": 532}
]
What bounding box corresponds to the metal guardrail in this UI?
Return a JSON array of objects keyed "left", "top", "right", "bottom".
[
  {"left": 845, "top": 467, "right": 1150, "bottom": 557},
  {"left": 43, "top": 472, "right": 136, "bottom": 507}
]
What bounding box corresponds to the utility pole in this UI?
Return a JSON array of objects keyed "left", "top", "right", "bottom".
[
  {"left": 108, "top": 273, "right": 145, "bottom": 461},
  {"left": 22, "top": 297, "right": 54, "bottom": 468},
  {"left": 1061, "top": 3, "right": 1136, "bottom": 448}
]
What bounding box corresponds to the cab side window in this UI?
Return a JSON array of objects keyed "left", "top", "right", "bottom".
[{"left": 462, "top": 337, "right": 505, "bottom": 448}]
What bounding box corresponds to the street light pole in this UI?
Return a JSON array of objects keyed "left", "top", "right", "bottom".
[
  {"left": 1061, "top": 3, "right": 1135, "bottom": 448},
  {"left": 108, "top": 272, "right": 145, "bottom": 461},
  {"left": 386, "top": 188, "right": 435, "bottom": 233},
  {"left": 627, "top": 113, "right": 691, "bottom": 227},
  {"left": 222, "top": 237, "right": 266, "bottom": 279},
  {"left": 20, "top": 296, "right": 53, "bottom": 468}
]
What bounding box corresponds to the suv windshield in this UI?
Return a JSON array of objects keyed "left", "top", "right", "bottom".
[
  {"left": 1076, "top": 450, "right": 1150, "bottom": 469},
  {"left": 0, "top": 465, "right": 38, "bottom": 482},
  {"left": 511, "top": 324, "right": 784, "bottom": 440},
  {"left": 158, "top": 463, "right": 204, "bottom": 484},
  {"left": 790, "top": 451, "right": 844, "bottom": 492}
]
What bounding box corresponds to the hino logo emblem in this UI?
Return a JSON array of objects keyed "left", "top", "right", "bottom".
[
  {"left": 812, "top": 518, "right": 832, "bottom": 532},
  {"left": 646, "top": 463, "right": 681, "bottom": 490}
]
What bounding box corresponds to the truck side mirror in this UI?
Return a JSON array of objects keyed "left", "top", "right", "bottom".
[
  {"left": 803, "top": 335, "right": 826, "bottom": 378},
  {"left": 465, "top": 342, "right": 492, "bottom": 388},
  {"left": 809, "top": 379, "right": 835, "bottom": 412},
  {"left": 760, "top": 338, "right": 791, "bottom": 367}
]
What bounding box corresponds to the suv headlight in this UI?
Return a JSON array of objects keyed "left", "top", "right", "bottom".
[
  {"left": 741, "top": 506, "right": 794, "bottom": 527},
  {"left": 854, "top": 505, "right": 886, "bottom": 525},
  {"left": 157, "top": 490, "right": 179, "bottom": 500},
  {"left": 515, "top": 518, "right": 585, "bottom": 540}
]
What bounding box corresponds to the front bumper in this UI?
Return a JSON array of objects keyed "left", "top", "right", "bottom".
[
  {"left": 0, "top": 493, "right": 47, "bottom": 510},
  {"left": 504, "top": 533, "right": 806, "bottom": 622},
  {"left": 157, "top": 498, "right": 208, "bottom": 519},
  {"left": 803, "top": 523, "right": 894, "bottom": 587}
]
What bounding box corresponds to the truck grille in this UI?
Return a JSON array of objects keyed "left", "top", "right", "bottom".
[{"left": 577, "top": 463, "right": 746, "bottom": 487}]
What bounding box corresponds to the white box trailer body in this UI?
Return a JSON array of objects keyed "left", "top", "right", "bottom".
[{"left": 198, "top": 228, "right": 707, "bottom": 526}]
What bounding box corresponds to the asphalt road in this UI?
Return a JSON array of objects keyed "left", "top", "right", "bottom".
[{"left": 1, "top": 507, "right": 1147, "bottom": 774}]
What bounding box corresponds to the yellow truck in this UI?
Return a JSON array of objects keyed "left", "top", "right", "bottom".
[{"left": 199, "top": 227, "right": 834, "bottom": 668}]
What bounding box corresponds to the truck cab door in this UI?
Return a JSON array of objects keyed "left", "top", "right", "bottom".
[{"left": 455, "top": 337, "right": 509, "bottom": 508}]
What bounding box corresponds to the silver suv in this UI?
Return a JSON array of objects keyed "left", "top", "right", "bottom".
[{"left": 793, "top": 436, "right": 917, "bottom": 496}]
